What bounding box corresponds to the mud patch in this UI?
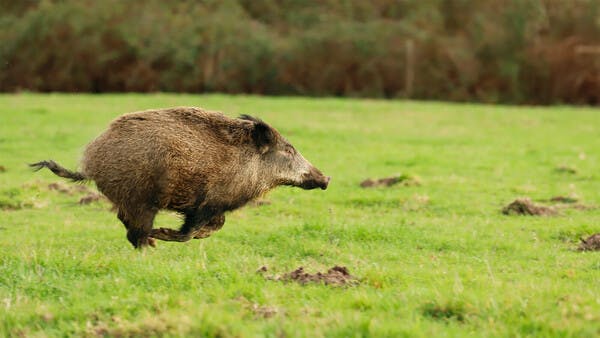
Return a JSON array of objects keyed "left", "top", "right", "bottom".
[
  {"left": 360, "top": 174, "right": 421, "bottom": 188},
  {"left": 578, "top": 233, "right": 600, "bottom": 251},
  {"left": 79, "top": 192, "right": 107, "bottom": 205},
  {"left": 48, "top": 182, "right": 92, "bottom": 195},
  {"left": 46, "top": 181, "right": 109, "bottom": 207},
  {"left": 270, "top": 266, "right": 358, "bottom": 287},
  {"left": 48, "top": 182, "right": 71, "bottom": 194},
  {"left": 502, "top": 198, "right": 557, "bottom": 216}
]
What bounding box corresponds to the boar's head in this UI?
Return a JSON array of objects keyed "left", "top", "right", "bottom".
[{"left": 241, "top": 115, "right": 330, "bottom": 190}]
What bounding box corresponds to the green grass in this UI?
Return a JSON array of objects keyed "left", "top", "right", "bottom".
[{"left": 1, "top": 93, "right": 599, "bottom": 337}]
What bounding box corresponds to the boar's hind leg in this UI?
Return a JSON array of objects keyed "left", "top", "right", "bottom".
[
  {"left": 149, "top": 210, "right": 224, "bottom": 242},
  {"left": 118, "top": 207, "right": 157, "bottom": 249},
  {"left": 192, "top": 214, "right": 225, "bottom": 239},
  {"left": 181, "top": 209, "right": 224, "bottom": 239}
]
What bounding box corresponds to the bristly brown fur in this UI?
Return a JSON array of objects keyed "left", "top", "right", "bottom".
[
  {"left": 79, "top": 108, "right": 274, "bottom": 247},
  {"left": 33, "top": 107, "right": 329, "bottom": 249}
]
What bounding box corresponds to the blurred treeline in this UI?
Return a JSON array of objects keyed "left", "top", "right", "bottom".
[{"left": 1, "top": 0, "right": 599, "bottom": 104}]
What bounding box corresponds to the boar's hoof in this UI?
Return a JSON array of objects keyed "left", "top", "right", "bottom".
[{"left": 127, "top": 229, "right": 155, "bottom": 249}]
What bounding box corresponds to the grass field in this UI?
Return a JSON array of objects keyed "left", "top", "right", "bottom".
[{"left": 0, "top": 94, "right": 599, "bottom": 337}]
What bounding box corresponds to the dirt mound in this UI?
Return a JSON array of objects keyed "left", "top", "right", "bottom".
[
  {"left": 503, "top": 196, "right": 595, "bottom": 216},
  {"left": 79, "top": 192, "right": 106, "bottom": 205},
  {"left": 578, "top": 233, "right": 600, "bottom": 251},
  {"left": 360, "top": 174, "right": 421, "bottom": 188},
  {"left": 48, "top": 182, "right": 72, "bottom": 194},
  {"left": 47, "top": 182, "right": 109, "bottom": 206},
  {"left": 48, "top": 182, "right": 92, "bottom": 195},
  {"left": 277, "top": 266, "right": 358, "bottom": 286},
  {"left": 502, "top": 198, "right": 557, "bottom": 216}
]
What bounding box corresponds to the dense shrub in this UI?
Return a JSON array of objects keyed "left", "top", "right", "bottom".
[{"left": 0, "top": 0, "right": 598, "bottom": 104}]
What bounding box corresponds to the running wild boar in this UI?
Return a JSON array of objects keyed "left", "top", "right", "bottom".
[{"left": 31, "top": 107, "right": 330, "bottom": 248}]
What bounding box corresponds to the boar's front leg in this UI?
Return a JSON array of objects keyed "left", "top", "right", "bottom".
[
  {"left": 149, "top": 208, "right": 224, "bottom": 242},
  {"left": 117, "top": 207, "right": 158, "bottom": 249}
]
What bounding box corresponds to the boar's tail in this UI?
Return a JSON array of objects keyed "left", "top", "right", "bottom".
[{"left": 29, "top": 160, "right": 87, "bottom": 182}]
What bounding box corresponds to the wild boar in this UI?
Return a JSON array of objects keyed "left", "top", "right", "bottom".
[{"left": 31, "top": 107, "right": 330, "bottom": 248}]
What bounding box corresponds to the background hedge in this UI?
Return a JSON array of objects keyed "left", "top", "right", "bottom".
[{"left": 1, "top": 0, "right": 599, "bottom": 104}]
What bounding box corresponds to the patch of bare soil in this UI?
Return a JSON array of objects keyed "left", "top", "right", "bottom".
[
  {"left": 578, "top": 233, "right": 600, "bottom": 251},
  {"left": 0, "top": 165, "right": 6, "bottom": 172},
  {"left": 271, "top": 266, "right": 358, "bottom": 287},
  {"left": 502, "top": 198, "right": 557, "bottom": 216},
  {"left": 360, "top": 174, "right": 421, "bottom": 188},
  {"left": 48, "top": 182, "right": 92, "bottom": 195},
  {"left": 47, "top": 182, "right": 71, "bottom": 194},
  {"left": 46, "top": 181, "right": 109, "bottom": 207},
  {"left": 79, "top": 192, "right": 107, "bottom": 205}
]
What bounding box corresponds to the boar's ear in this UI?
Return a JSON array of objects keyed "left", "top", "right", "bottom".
[{"left": 240, "top": 114, "right": 276, "bottom": 153}]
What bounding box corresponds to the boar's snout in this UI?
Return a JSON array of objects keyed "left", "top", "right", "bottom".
[{"left": 299, "top": 166, "right": 330, "bottom": 190}]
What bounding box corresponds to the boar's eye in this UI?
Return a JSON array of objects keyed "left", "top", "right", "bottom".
[
  {"left": 278, "top": 144, "right": 295, "bottom": 158},
  {"left": 284, "top": 144, "right": 295, "bottom": 155}
]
